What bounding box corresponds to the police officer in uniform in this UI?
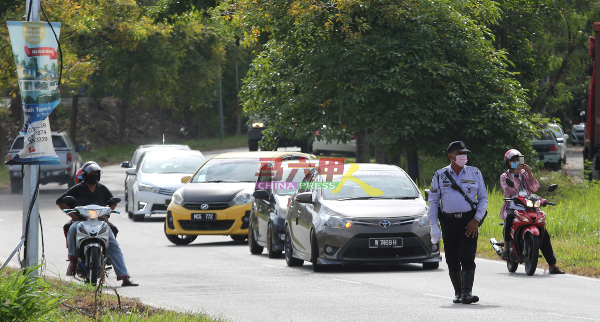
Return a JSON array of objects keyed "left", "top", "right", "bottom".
[{"left": 428, "top": 141, "right": 487, "bottom": 304}]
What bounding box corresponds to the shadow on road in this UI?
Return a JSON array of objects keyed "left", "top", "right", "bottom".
[
  {"left": 170, "top": 240, "right": 247, "bottom": 248},
  {"left": 285, "top": 263, "right": 441, "bottom": 274},
  {"left": 441, "top": 304, "right": 502, "bottom": 310}
]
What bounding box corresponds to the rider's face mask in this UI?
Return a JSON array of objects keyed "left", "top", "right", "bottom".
[
  {"left": 510, "top": 161, "right": 519, "bottom": 170},
  {"left": 86, "top": 173, "right": 99, "bottom": 184}
]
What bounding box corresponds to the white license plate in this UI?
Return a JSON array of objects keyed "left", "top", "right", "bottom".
[
  {"left": 192, "top": 213, "right": 216, "bottom": 220},
  {"left": 369, "top": 238, "right": 403, "bottom": 248}
]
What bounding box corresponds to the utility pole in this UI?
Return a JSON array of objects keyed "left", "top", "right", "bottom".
[
  {"left": 23, "top": 0, "right": 41, "bottom": 275},
  {"left": 218, "top": 70, "right": 224, "bottom": 137}
]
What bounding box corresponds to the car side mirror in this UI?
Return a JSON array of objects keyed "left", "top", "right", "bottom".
[
  {"left": 295, "top": 192, "right": 313, "bottom": 203},
  {"left": 563, "top": 134, "right": 569, "bottom": 140},
  {"left": 125, "top": 168, "right": 137, "bottom": 175},
  {"left": 547, "top": 184, "right": 558, "bottom": 192},
  {"left": 121, "top": 161, "right": 130, "bottom": 168},
  {"left": 76, "top": 144, "right": 86, "bottom": 152},
  {"left": 424, "top": 189, "right": 430, "bottom": 201},
  {"left": 181, "top": 175, "right": 191, "bottom": 183},
  {"left": 505, "top": 177, "right": 515, "bottom": 188},
  {"left": 253, "top": 190, "right": 269, "bottom": 200}
]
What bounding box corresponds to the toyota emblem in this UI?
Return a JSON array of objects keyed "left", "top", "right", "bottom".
[
  {"left": 379, "top": 220, "right": 391, "bottom": 228},
  {"left": 200, "top": 204, "right": 209, "bottom": 210}
]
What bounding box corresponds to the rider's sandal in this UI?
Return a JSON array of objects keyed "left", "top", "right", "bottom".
[
  {"left": 66, "top": 259, "right": 77, "bottom": 276},
  {"left": 121, "top": 278, "right": 139, "bottom": 287},
  {"left": 548, "top": 267, "right": 565, "bottom": 274}
]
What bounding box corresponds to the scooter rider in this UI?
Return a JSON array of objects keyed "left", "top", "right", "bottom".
[
  {"left": 56, "top": 162, "right": 139, "bottom": 286},
  {"left": 500, "top": 149, "right": 565, "bottom": 274}
]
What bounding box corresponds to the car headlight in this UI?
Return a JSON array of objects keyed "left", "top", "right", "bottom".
[
  {"left": 139, "top": 183, "right": 159, "bottom": 193},
  {"left": 415, "top": 214, "right": 429, "bottom": 227},
  {"left": 172, "top": 190, "right": 184, "bottom": 205},
  {"left": 526, "top": 199, "right": 534, "bottom": 208},
  {"left": 252, "top": 122, "right": 264, "bottom": 128},
  {"left": 233, "top": 190, "right": 253, "bottom": 205},
  {"left": 320, "top": 207, "right": 352, "bottom": 229},
  {"left": 534, "top": 200, "right": 541, "bottom": 208}
]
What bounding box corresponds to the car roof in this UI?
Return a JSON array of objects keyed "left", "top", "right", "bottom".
[
  {"left": 212, "top": 151, "right": 316, "bottom": 159},
  {"left": 143, "top": 149, "right": 203, "bottom": 158},
  {"left": 136, "top": 144, "right": 190, "bottom": 150}
]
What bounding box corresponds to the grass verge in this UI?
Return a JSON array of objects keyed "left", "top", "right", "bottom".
[{"left": 0, "top": 266, "right": 226, "bottom": 321}]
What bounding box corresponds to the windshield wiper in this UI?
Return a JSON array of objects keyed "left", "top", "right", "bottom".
[
  {"left": 205, "top": 180, "right": 223, "bottom": 183},
  {"left": 337, "top": 196, "right": 417, "bottom": 201}
]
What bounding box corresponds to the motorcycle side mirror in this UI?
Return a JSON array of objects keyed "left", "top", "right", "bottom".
[
  {"left": 505, "top": 177, "right": 515, "bottom": 188},
  {"left": 107, "top": 197, "right": 121, "bottom": 205},
  {"left": 62, "top": 196, "right": 77, "bottom": 205},
  {"left": 547, "top": 184, "right": 558, "bottom": 192}
]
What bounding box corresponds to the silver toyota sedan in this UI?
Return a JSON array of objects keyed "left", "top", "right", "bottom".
[{"left": 285, "top": 163, "right": 441, "bottom": 272}]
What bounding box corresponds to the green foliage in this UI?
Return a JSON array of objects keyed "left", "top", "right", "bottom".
[
  {"left": 0, "top": 266, "right": 62, "bottom": 321},
  {"left": 235, "top": 0, "right": 545, "bottom": 182}
]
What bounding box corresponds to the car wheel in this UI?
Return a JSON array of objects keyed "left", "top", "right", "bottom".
[
  {"left": 422, "top": 262, "right": 439, "bottom": 270},
  {"left": 267, "top": 223, "right": 282, "bottom": 258},
  {"left": 133, "top": 214, "right": 145, "bottom": 222},
  {"left": 248, "top": 140, "right": 259, "bottom": 151},
  {"left": 10, "top": 180, "right": 22, "bottom": 194},
  {"left": 230, "top": 235, "right": 247, "bottom": 241},
  {"left": 300, "top": 143, "right": 312, "bottom": 153},
  {"left": 248, "top": 224, "right": 264, "bottom": 254},
  {"left": 285, "top": 226, "right": 303, "bottom": 267},
  {"left": 68, "top": 175, "right": 76, "bottom": 188},
  {"left": 164, "top": 222, "right": 197, "bottom": 245},
  {"left": 311, "top": 230, "right": 328, "bottom": 272}
]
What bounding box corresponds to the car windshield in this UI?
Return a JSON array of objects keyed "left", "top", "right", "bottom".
[
  {"left": 191, "top": 158, "right": 261, "bottom": 183},
  {"left": 11, "top": 135, "right": 65, "bottom": 150},
  {"left": 535, "top": 131, "right": 555, "bottom": 141},
  {"left": 141, "top": 154, "right": 205, "bottom": 174},
  {"left": 321, "top": 171, "right": 420, "bottom": 200},
  {"left": 273, "top": 164, "right": 312, "bottom": 196},
  {"left": 548, "top": 126, "right": 562, "bottom": 139}
]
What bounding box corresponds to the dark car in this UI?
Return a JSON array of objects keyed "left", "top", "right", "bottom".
[
  {"left": 532, "top": 130, "right": 561, "bottom": 170},
  {"left": 284, "top": 163, "right": 440, "bottom": 272},
  {"left": 249, "top": 158, "right": 317, "bottom": 258},
  {"left": 247, "top": 121, "right": 313, "bottom": 153}
]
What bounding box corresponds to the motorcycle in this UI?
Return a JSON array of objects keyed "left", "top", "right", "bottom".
[
  {"left": 62, "top": 196, "right": 121, "bottom": 285},
  {"left": 489, "top": 180, "right": 557, "bottom": 276}
]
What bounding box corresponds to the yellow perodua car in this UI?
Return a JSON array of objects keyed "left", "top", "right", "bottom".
[{"left": 164, "top": 151, "right": 316, "bottom": 245}]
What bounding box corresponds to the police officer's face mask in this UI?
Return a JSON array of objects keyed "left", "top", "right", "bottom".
[{"left": 453, "top": 154, "right": 468, "bottom": 167}]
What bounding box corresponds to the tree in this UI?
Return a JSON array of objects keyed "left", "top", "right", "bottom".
[{"left": 234, "top": 0, "right": 545, "bottom": 182}]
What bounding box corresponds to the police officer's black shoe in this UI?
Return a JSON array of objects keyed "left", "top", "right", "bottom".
[
  {"left": 449, "top": 271, "right": 462, "bottom": 303},
  {"left": 461, "top": 270, "right": 479, "bottom": 304}
]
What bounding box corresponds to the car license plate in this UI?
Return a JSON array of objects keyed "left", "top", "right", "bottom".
[
  {"left": 192, "top": 213, "right": 216, "bottom": 220},
  {"left": 369, "top": 238, "right": 402, "bottom": 248}
]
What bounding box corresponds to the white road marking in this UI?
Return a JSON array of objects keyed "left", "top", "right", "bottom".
[
  {"left": 547, "top": 313, "right": 600, "bottom": 321},
  {"left": 423, "top": 293, "right": 454, "bottom": 300},
  {"left": 262, "top": 264, "right": 283, "bottom": 269},
  {"left": 333, "top": 278, "right": 360, "bottom": 284}
]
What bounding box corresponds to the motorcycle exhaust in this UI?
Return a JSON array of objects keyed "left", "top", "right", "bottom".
[{"left": 489, "top": 238, "right": 504, "bottom": 257}]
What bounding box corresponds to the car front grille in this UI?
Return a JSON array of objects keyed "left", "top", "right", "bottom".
[
  {"left": 151, "top": 204, "right": 168, "bottom": 213},
  {"left": 178, "top": 220, "right": 235, "bottom": 231},
  {"left": 338, "top": 233, "right": 428, "bottom": 260},
  {"left": 158, "top": 188, "right": 176, "bottom": 196},
  {"left": 182, "top": 202, "right": 230, "bottom": 210}
]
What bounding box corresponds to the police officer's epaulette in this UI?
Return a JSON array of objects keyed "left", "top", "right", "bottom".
[{"left": 433, "top": 172, "right": 439, "bottom": 178}]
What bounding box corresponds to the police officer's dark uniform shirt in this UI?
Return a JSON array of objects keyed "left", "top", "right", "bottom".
[
  {"left": 56, "top": 182, "right": 115, "bottom": 208},
  {"left": 427, "top": 165, "right": 488, "bottom": 223}
]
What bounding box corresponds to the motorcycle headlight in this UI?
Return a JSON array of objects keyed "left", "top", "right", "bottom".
[
  {"left": 139, "top": 183, "right": 160, "bottom": 193},
  {"left": 320, "top": 207, "right": 352, "bottom": 229},
  {"left": 87, "top": 210, "right": 99, "bottom": 219},
  {"left": 534, "top": 200, "right": 541, "bottom": 208},
  {"left": 414, "top": 214, "right": 429, "bottom": 227},
  {"left": 526, "top": 199, "right": 534, "bottom": 208},
  {"left": 172, "top": 190, "right": 184, "bottom": 205},
  {"left": 233, "top": 190, "right": 253, "bottom": 205}
]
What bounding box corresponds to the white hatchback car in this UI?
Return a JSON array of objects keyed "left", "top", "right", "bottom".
[{"left": 125, "top": 150, "right": 205, "bottom": 221}]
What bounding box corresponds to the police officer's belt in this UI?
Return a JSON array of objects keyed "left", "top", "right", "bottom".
[{"left": 440, "top": 210, "right": 476, "bottom": 219}]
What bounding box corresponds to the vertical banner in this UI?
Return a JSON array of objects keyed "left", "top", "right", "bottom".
[{"left": 6, "top": 21, "right": 61, "bottom": 165}]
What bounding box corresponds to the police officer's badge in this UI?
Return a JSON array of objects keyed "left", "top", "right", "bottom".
[
  {"left": 468, "top": 187, "right": 471, "bottom": 193},
  {"left": 441, "top": 174, "right": 447, "bottom": 181}
]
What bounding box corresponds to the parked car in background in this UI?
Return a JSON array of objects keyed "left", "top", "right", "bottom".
[
  {"left": 250, "top": 158, "right": 317, "bottom": 258},
  {"left": 247, "top": 121, "right": 313, "bottom": 153},
  {"left": 284, "top": 163, "right": 440, "bottom": 272},
  {"left": 6, "top": 132, "right": 83, "bottom": 193},
  {"left": 312, "top": 131, "right": 356, "bottom": 156},
  {"left": 532, "top": 130, "right": 561, "bottom": 170},
  {"left": 571, "top": 123, "right": 585, "bottom": 146},
  {"left": 547, "top": 124, "right": 568, "bottom": 164},
  {"left": 125, "top": 149, "right": 205, "bottom": 222},
  {"left": 165, "top": 151, "right": 315, "bottom": 245},
  {"left": 121, "top": 144, "right": 192, "bottom": 216}
]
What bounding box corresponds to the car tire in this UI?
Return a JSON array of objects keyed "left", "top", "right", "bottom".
[
  {"left": 10, "top": 180, "right": 22, "bottom": 194},
  {"left": 68, "top": 175, "right": 76, "bottom": 188},
  {"left": 267, "top": 223, "right": 282, "bottom": 259},
  {"left": 300, "top": 143, "right": 312, "bottom": 153},
  {"left": 231, "top": 235, "right": 247, "bottom": 241},
  {"left": 422, "top": 262, "right": 439, "bottom": 270},
  {"left": 164, "top": 222, "right": 197, "bottom": 245},
  {"left": 311, "top": 231, "right": 328, "bottom": 272},
  {"left": 133, "top": 214, "right": 145, "bottom": 222},
  {"left": 248, "top": 224, "right": 264, "bottom": 254},
  {"left": 285, "top": 226, "right": 303, "bottom": 267},
  {"left": 248, "top": 140, "right": 259, "bottom": 151}
]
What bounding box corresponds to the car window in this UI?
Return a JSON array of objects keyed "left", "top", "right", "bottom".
[
  {"left": 11, "top": 137, "right": 24, "bottom": 150},
  {"left": 191, "top": 158, "right": 261, "bottom": 183},
  {"left": 298, "top": 171, "right": 315, "bottom": 193},
  {"left": 548, "top": 126, "right": 562, "bottom": 139},
  {"left": 274, "top": 165, "right": 312, "bottom": 196},
  {"left": 52, "top": 135, "right": 67, "bottom": 148},
  {"left": 535, "top": 131, "right": 555, "bottom": 141},
  {"left": 141, "top": 154, "right": 205, "bottom": 174},
  {"left": 321, "top": 171, "right": 419, "bottom": 200}
]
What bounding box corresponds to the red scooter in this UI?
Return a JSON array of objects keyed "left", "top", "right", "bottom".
[{"left": 490, "top": 179, "right": 558, "bottom": 276}]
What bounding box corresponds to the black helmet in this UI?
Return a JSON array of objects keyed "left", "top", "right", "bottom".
[{"left": 81, "top": 162, "right": 102, "bottom": 183}]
